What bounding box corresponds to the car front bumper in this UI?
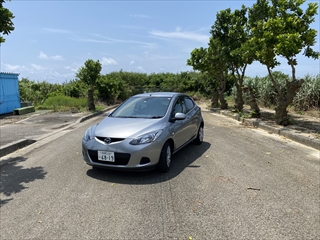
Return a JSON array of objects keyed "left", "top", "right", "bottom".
[{"left": 82, "top": 137, "right": 163, "bottom": 171}]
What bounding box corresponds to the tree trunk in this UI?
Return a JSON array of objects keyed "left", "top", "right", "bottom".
[
  {"left": 219, "top": 91, "right": 228, "bottom": 109},
  {"left": 275, "top": 101, "right": 289, "bottom": 125},
  {"left": 244, "top": 86, "right": 260, "bottom": 118},
  {"left": 88, "top": 88, "right": 95, "bottom": 111},
  {"left": 210, "top": 90, "right": 219, "bottom": 108},
  {"left": 218, "top": 75, "right": 228, "bottom": 109},
  {"left": 234, "top": 84, "right": 244, "bottom": 112},
  {"left": 274, "top": 79, "right": 304, "bottom": 126}
]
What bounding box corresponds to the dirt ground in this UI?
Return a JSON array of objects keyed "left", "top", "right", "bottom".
[{"left": 197, "top": 100, "right": 320, "bottom": 141}]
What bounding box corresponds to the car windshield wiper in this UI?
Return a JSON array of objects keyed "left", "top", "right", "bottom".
[
  {"left": 116, "top": 116, "right": 140, "bottom": 118},
  {"left": 149, "top": 116, "right": 163, "bottom": 119}
]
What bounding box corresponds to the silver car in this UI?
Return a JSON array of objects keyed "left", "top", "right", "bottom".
[{"left": 82, "top": 92, "right": 204, "bottom": 172}]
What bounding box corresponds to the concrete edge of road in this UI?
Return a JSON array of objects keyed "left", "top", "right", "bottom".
[
  {"left": 0, "top": 105, "right": 118, "bottom": 163},
  {"left": 209, "top": 108, "right": 320, "bottom": 151}
]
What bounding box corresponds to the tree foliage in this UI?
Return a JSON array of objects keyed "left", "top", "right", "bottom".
[
  {"left": 19, "top": 78, "right": 62, "bottom": 105},
  {"left": 0, "top": 0, "right": 15, "bottom": 43},
  {"left": 76, "top": 59, "right": 102, "bottom": 87},
  {"left": 247, "top": 0, "right": 319, "bottom": 125},
  {"left": 76, "top": 59, "right": 102, "bottom": 111},
  {"left": 187, "top": 0, "right": 319, "bottom": 125},
  {"left": 187, "top": 39, "right": 230, "bottom": 109},
  {"left": 97, "top": 73, "right": 125, "bottom": 105},
  {"left": 248, "top": 0, "right": 319, "bottom": 77},
  {"left": 211, "top": 5, "right": 253, "bottom": 112},
  {"left": 18, "top": 70, "right": 319, "bottom": 122}
]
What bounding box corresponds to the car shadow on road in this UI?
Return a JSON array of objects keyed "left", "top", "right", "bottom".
[
  {"left": 0, "top": 157, "right": 47, "bottom": 207},
  {"left": 86, "top": 141, "right": 211, "bottom": 185}
]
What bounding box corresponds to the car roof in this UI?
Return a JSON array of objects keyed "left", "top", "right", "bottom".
[{"left": 134, "top": 92, "right": 182, "bottom": 98}]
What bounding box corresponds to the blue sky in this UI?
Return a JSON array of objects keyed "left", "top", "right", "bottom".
[{"left": 1, "top": 1, "right": 319, "bottom": 84}]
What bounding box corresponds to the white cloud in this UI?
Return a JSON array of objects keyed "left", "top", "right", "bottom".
[
  {"left": 101, "top": 57, "right": 117, "bottom": 66},
  {"left": 70, "top": 37, "right": 112, "bottom": 44},
  {"left": 31, "top": 64, "right": 46, "bottom": 71},
  {"left": 51, "top": 55, "right": 64, "bottom": 60},
  {"left": 130, "top": 60, "right": 135, "bottom": 65},
  {"left": 137, "top": 66, "right": 146, "bottom": 72},
  {"left": 42, "top": 28, "right": 72, "bottom": 34},
  {"left": 143, "top": 51, "right": 180, "bottom": 61},
  {"left": 120, "top": 25, "right": 145, "bottom": 30},
  {"left": 1, "top": 63, "right": 29, "bottom": 73},
  {"left": 65, "top": 66, "right": 78, "bottom": 73},
  {"left": 39, "top": 51, "right": 48, "bottom": 59},
  {"left": 40, "top": 71, "right": 76, "bottom": 83},
  {"left": 149, "top": 29, "right": 209, "bottom": 43},
  {"left": 92, "top": 34, "right": 158, "bottom": 49},
  {"left": 130, "top": 14, "right": 150, "bottom": 18},
  {"left": 38, "top": 51, "right": 64, "bottom": 60}
]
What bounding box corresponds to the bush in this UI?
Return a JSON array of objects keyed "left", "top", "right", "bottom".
[
  {"left": 38, "top": 95, "right": 88, "bottom": 112},
  {"left": 240, "top": 73, "right": 319, "bottom": 113},
  {"left": 19, "top": 78, "right": 62, "bottom": 106},
  {"left": 293, "top": 74, "right": 320, "bottom": 110}
]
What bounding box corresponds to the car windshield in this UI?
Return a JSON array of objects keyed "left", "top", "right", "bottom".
[{"left": 110, "top": 96, "right": 172, "bottom": 118}]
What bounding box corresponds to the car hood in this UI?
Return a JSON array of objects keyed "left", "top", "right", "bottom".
[{"left": 94, "top": 117, "right": 165, "bottom": 138}]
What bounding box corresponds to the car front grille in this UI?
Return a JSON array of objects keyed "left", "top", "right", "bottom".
[
  {"left": 88, "top": 150, "right": 130, "bottom": 165},
  {"left": 95, "top": 137, "right": 125, "bottom": 144}
]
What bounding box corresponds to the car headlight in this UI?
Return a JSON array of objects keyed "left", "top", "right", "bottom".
[
  {"left": 83, "top": 126, "right": 94, "bottom": 141},
  {"left": 129, "top": 130, "right": 163, "bottom": 145}
]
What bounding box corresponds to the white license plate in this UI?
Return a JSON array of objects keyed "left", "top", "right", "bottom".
[{"left": 98, "top": 151, "right": 115, "bottom": 162}]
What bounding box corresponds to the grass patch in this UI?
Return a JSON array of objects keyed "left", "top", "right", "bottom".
[
  {"left": 225, "top": 95, "right": 235, "bottom": 108},
  {"left": 95, "top": 105, "right": 106, "bottom": 112},
  {"left": 37, "top": 95, "right": 88, "bottom": 112}
]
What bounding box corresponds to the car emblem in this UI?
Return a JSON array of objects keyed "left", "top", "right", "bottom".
[{"left": 104, "top": 137, "right": 112, "bottom": 144}]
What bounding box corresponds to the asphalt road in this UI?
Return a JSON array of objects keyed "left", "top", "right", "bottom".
[{"left": 0, "top": 111, "right": 319, "bottom": 239}]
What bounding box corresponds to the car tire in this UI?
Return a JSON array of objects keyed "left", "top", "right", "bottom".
[
  {"left": 157, "top": 142, "right": 172, "bottom": 172},
  {"left": 194, "top": 125, "right": 204, "bottom": 145}
]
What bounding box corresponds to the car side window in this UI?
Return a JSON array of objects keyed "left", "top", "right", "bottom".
[
  {"left": 184, "top": 97, "right": 195, "bottom": 113},
  {"left": 171, "top": 97, "right": 185, "bottom": 118}
]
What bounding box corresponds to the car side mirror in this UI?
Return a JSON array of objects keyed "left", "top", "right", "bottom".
[{"left": 174, "top": 112, "right": 186, "bottom": 120}]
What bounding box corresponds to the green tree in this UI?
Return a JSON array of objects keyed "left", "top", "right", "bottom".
[
  {"left": 0, "top": 0, "right": 15, "bottom": 43},
  {"left": 62, "top": 79, "right": 87, "bottom": 98},
  {"left": 76, "top": 59, "right": 102, "bottom": 111},
  {"left": 211, "top": 5, "right": 253, "bottom": 112},
  {"left": 248, "top": 0, "right": 319, "bottom": 125},
  {"left": 97, "top": 74, "right": 125, "bottom": 104},
  {"left": 19, "top": 78, "right": 62, "bottom": 106},
  {"left": 187, "top": 38, "right": 229, "bottom": 109}
]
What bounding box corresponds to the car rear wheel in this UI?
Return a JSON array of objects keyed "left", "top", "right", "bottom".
[
  {"left": 194, "top": 125, "right": 204, "bottom": 145},
  {"left": 157, "top": 142, "right": 171, "bottom": 172}
]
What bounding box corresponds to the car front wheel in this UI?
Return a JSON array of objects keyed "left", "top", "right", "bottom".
[
  {"left": 194, "top": 125, "right": 204, "bottom": 145},
  {"left": 157, "top": 142, "right": 172, "bottom": 172}
]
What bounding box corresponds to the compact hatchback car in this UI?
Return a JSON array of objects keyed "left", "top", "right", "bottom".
[{"left": 82, "top": 92, "right": 204, "bottom": 172}]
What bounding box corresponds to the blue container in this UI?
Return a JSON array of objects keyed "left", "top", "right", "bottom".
[{"left": 0, "top": 72, "right": 21, "bottom": 115}]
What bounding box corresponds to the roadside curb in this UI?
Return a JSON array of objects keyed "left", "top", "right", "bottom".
[
  {"left": 77, "top": 105, "right": 118, "bottom": 123},
  {"left": 210, "top": 108, "right": 320, "bottom": 150},
  {"left": 0, "top": 139, "right": 37, "bottom": 158},
  {"left": 0, "top": 105, "right": 118, "bottom": 161}
]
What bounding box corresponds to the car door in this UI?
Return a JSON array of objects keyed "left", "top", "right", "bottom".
[
  {"left": 183, "top": 96, "right": 199, "bottom": 141},
  {"left": 170, "top": 96, "right": 191, "bottom": 150}
]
